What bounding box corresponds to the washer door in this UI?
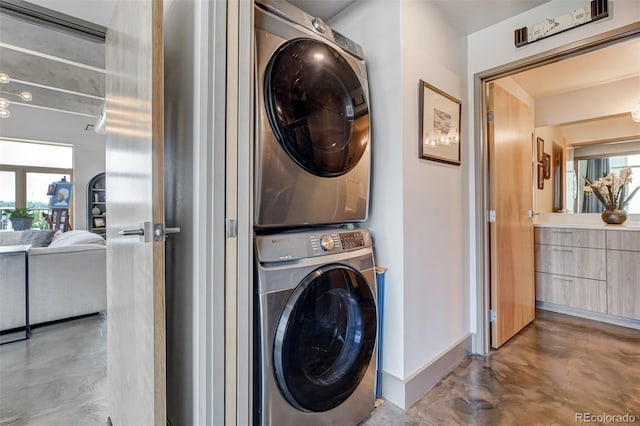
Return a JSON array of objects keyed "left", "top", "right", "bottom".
[
  {"left": 265, "top": 38, "right": 370, "bottom": 177},
  {"left": 273, "top": 264, "right": 376, "bottom": 412}
]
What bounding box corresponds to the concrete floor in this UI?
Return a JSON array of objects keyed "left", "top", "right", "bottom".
[
  {"left": 0, "top": 315, "right": 107, "bottom": 426},
  {"left": 1, "top": 310, "right": 639, "bottom": 425},
  {"left": 363, "top": 310, "right": 640, "bottom": 425}
]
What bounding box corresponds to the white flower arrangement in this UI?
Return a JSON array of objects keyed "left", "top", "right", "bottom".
[{"left": 584, "top": 168, "right": 639, "bottom": 210}]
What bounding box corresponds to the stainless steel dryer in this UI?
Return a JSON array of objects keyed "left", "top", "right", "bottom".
[
  {"left": 255, "top": 0, "right": 371, "bottom": 228},
  {"left": 254, "top": 227, "right": 377, "bottom": 426}
]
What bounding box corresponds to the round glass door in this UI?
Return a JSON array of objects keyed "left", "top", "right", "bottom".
[
  {"left": 273, "top": 264, "right": 377, "bottom": 412},
  {"left": 265, "top": 38, "right": 370, "bottom": 177}
]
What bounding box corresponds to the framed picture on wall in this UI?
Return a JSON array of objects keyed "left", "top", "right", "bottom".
[
  {"left": 537, "top": 163, "right": 545, "bottom": 190},
  {"left": 537, "top": 137, "right": 545, "bottom": 163},
  {"left": 418, "top": 80, "right": 462, "bottom": 165},
  {"left": 543, "top": 153, "right": 551, "bottom": 179}
]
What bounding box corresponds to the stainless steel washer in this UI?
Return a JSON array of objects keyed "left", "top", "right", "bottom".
[
  {"left": 254, "top": 227, "right": 377, "bottom": 425},
  {"left": 254, "top": 0, "right": 371, "bottom": 228}
]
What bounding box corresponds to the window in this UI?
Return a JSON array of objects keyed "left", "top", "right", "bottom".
[
  {"left": 0, "top": 171, "right": 16, "bottom": 230},
  {"left": 610, "top": 154, "right": 640, "bottom": 214},
  {"left": 576, "top": 153, "right": 640, "bottom": 214},
  {"left": 0, "top": 140, "right": 73, "bottom": 230}
]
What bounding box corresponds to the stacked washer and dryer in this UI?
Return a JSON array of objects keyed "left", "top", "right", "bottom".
[{"left": 253, "top": 1, "right": 377, "bottom": 425}]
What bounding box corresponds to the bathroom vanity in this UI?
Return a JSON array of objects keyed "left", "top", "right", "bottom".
[{"left": 534, "top": 222, "right": 640, "bottom": 328}]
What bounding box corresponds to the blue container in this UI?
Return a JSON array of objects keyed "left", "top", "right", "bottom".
[{"left": 375, "top": 266, "right": 386, "bottom": 400}]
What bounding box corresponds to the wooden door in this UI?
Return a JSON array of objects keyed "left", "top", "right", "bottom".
[
  {"left": 105, "top": 0, "right": 166, "bottom": 424},
  {"left": 488, "top": 82, "right": 536, "bottom": 349}
]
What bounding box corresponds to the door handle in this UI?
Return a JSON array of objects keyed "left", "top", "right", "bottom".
[
  {"left": 116, "top": 223, "right": 179, "bottom": 242},
  {"left": 153, "top": 224, "right": 181, "bottom": 241},
  {"left": 118, "top": 228, "right": 144, "bottom": 236},
  {"left": 118, "top": 222, "right": 153, "bottom": 242}
]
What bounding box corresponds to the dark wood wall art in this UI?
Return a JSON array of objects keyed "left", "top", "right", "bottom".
[
  {"left": 537, "top": 163, "right": 545, "bottom": 190},
  {"left": 419, "top": 80, "right": 461, "bottom": 166}
]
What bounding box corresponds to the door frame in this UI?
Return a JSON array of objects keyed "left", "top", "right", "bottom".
[
  {"left": 473, "top": 22, "right": 640, "bottom": 355},
  {"left": 225, "top": 0, "right": 254, "bottom": 425}
]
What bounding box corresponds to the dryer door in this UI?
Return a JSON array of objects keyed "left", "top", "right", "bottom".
[
  {"left": 265, "top": 38, "right": 370, "bottom": 177},
  {"left": 273, "top": 264, "right": 376, "bottom": 412}
]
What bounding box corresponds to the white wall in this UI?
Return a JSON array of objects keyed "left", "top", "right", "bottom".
[
  {"left": 0, "top": 105, "right": 106, "bottom": 230},
  {"left": 399, "top": 0, "right": 468, "bottom": 378},
  {"left": 467, "top": 0, "right": 640, "bottom": 337},
  {"left": 562, "top": 115, "right": 640, "bottom": 144},
  {"left": 536, "top": 76, "right": 640, "bottom": 126},
  {"left": 331, "top": 0, "right": 405, "bottom": 381},
  {"left": 332, "top": 0, "right": 469, "bottom": 408}
]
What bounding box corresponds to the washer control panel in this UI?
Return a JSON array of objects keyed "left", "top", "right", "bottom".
[
  {"left": 319, "top": 235, "right": 335, "bottom": 251},
  {"left": 256, "top": 229, "right": 371, "bottom": 263},
  {"left": 309, "top": 230, "right": 367, "bottom": 256},
  {"left": 339, "top": 231, "right": 365, "bottom": 250},
  {"left": 310, "top": 233, "right": 340, "bottom": 255}
]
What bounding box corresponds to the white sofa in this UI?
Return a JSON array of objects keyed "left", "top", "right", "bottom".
[{"left": 0, "top": 230, "right": 106, "bottom": 331}]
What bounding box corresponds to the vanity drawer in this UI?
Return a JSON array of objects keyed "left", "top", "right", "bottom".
[
  {"left": 606, "top": 231, "right": 640, "bottom": 252},
  {"left": 535, "top": 245, "right": 606, "bottom": 281},
  {"left": 535, "top": 227, "right": 605, "bottom": 248},
  {"left": 536, "top": 272, "right": 606, "bottom": 313}
]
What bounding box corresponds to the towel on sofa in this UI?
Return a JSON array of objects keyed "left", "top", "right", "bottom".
[{"left": 0, "top": 229, "right": 58, "bottom": 247}]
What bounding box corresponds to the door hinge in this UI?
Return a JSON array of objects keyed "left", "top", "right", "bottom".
[
  {"left": 225, "top": 218, "right": 238, "bottom": 239},
  {"left": 489, "top": 310, "right": 497, "bottom": 323},
  {"left": 488, "top": 210, "right": 496, "bottom": 223},
  {"left": 487, "top": 110, "right": 495, "bottom": 123}
]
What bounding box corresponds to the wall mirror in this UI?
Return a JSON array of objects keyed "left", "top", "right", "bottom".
[{"left": 498, "top": 36, "right": 640, "bottom": 216}]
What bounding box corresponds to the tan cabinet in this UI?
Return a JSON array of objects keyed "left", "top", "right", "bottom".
[
  {"left": 606, "top": 230, "right": 640, "bottom": 252},
  {"left": 535, "top": 227, "right": 606, "bottom": 314},
  {"left": 535, "top": 245, "right": 606, "bottom": 281},
  {"left": 607, "top": 232, "right": 640, "bottom": 320},
  {"left": 535, "top": 227, "right": 605, "bottom": 249},
  {"left": 536, "top": 226, "right": 640, "bottom": 322},
  {"left": 536, "top": 272, "right": 607, "bottom": 313}
]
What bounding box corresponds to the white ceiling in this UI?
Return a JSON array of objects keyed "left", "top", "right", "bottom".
[
  {"left": 289, "top": 0, "right": 552, "bottom": 35},
  {"left": 432, "top": 0, "right": 552, "bottom": 35},
  {"left": 511, "top": 38, "right": 640, "bottom": 99},
  {"left": 25, "top": 0, "right": 115, "bottom": 28},
  {"left": 4, "top": 0, "right": 638, "bottom": 122},
  {"left": 0, "top": 13, "right": 104, "bottom": 118},
  {"left": 28, "top": 0, "right": 552, "bottom": 36},
  {"left": 288, "top": 0, "right": 356, "bottom": 23}
]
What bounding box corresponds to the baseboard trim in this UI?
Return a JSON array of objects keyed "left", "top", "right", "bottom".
[
  {"left": 381, "top": 333, "right": 472, "bottom": 409},
  {"left": 0, "top": 312, "right": 102, "bottom": 336},
  {"left": 537, "top": 302, "right": 640, "bottom": 330}
]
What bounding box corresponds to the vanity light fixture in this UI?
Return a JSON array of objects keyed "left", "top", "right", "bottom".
[
  {"left": 632, "top": 100, "right": 640, "bottom": 123},
  {"left": 0, "top": 72, "right": 33, "bottom": 119}
]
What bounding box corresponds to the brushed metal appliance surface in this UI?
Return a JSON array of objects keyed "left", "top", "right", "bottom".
[
  {"left": 254, "top": 0, "right": 371, "bottom": 228},
  {"left": 255, "top": 226, "right": 377, "bottom": 426}
]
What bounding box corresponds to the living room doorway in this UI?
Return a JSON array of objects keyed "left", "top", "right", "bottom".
[{"left": 0, "top": 1, "right": 110, "bottom": 422}]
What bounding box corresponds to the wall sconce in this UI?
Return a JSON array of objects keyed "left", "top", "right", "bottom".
[
  {"left": 632, "top": 99, "right": 640, "bottom": 123},
  {"left": 0, "top": 73, "right": 33, "bottom": 118}
]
